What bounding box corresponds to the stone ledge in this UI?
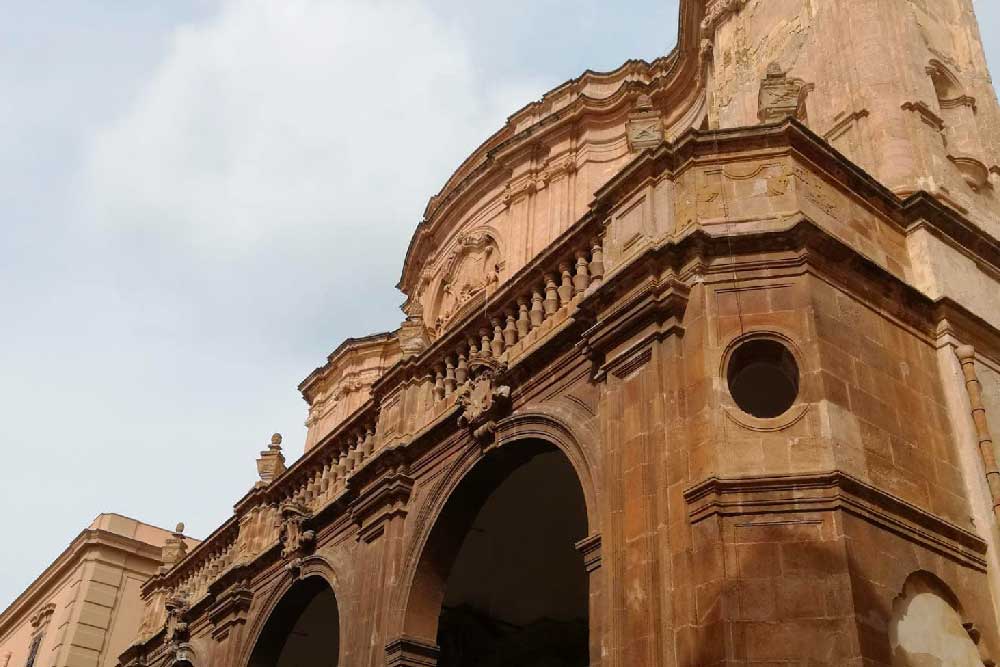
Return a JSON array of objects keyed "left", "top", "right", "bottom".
[{"left": 684, "top": 470, "right": 987, "bottom": 569}]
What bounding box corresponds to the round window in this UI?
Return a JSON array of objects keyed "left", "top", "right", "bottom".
[{"left": 726, "top": 338, "right": 800, "bottom": 419}]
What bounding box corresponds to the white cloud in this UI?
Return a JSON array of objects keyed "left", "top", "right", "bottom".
[{"left": 82, "top": 0, "right": 542, "bottom": 254}]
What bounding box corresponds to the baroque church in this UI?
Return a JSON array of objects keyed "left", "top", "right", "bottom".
[{"left": 118, "top": 0, "right": 1000, "bottom": 664}]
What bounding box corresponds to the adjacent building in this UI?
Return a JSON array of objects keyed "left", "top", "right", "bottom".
[{"left": 0, "top": 515, "right": 195, "bottom": 667}]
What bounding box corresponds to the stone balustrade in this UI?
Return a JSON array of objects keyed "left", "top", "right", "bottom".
[
  {"left": 139, "top": 221, "right": 607, "bottom": 637},
  {"left": 428, "top": 236, "right": 605, "bottom": 405}
]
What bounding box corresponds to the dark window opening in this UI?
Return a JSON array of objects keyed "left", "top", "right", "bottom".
[{"left": 727, "top": 338, "right": 800, "bottom": 418}]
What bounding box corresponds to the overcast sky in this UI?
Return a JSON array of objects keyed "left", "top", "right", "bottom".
[{"left": 1, "top": 1, "right": 998, "bottom": 610}]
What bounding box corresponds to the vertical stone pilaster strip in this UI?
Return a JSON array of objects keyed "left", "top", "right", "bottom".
[{"left": 956, "top": 345, "right": 1000, "bottom": 528}]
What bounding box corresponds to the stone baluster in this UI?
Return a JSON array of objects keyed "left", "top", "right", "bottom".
[
  {"left": 363, "top": 426, "right": 375, "bottom": 458},
  {"left": 574, "top": 249, "right": 590, "bottom": 294},
  {"left": 455, "top": 348, "right": 469, "bottom": 385},
  {"left": 558, "top": 262, "right": 574, "bottom": 306},
  {"left": 504, "top": 311, "right": 518, "bottom": 347},
  {"left": 589, "top": 238, "right": 604, "bottom": 288},
  {"left": 531, "top": 287, "right": 546, "bottom": 326},
  {"left": 544, "top": 274, "right": 559, "bottom": 315},
  {"left": 480, "top": 328, "right": 492, "bottom": 359},
  {"left": 347, "top": 437, "right": 359, "bottom": 473},
  {"left": 355, "top": 431, "right": 367, "bottom": 467},
  {"left": 336, "top": 447, "right": 348, "bottom": 490},
  {"left": 304, "top": 471, "right": 315, "bottom": 505},
  {"left": 434, "top": 365, "right": 446, "bottom": 401},
  {"left": 491, "top": 318, "right": 505, "bottom": 357},
  {"left": 468, "top": 335, "right": 479, "bottom": 359},
  {"left": 310, "top": 468, "right": 322, "bottom": 505},
  {"left": 320, "top": 457, "right": 332, "bottom": 500},
  {"left": 444, "top": 355, "right": 457, "bottom": 395},
  {"left": 517, "top": 297, "right": 531, "bottom": 338}
]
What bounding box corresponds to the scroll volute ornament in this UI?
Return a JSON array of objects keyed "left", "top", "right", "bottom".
[
  {"left": 456, "top": 356, "right": 511, "bottom": 443},
  {"left": 758, "top": 63, "right": 813, "bottom": 124},
  {"left": 278, "top": 501, "right": 315, "bottom": 559}
]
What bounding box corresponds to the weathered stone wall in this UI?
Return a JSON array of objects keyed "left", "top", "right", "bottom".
[{"left": 704, "top": 0, "right": 1000, "bottom": 235}]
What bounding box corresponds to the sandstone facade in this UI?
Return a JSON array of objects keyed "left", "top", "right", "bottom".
[
  {"left": 0, "top": 515, "right": 197, "bottom": 667},
  {"left": 119, "top": 0, "right": 1000, "bottom": 665}
]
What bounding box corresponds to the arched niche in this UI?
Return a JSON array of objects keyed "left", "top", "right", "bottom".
[
  {"left": 889, "top": 571, "right": 989, "bottom": 667},
  {"left": 927, "top": 60, "right": 988, "bottom": 190},
  {"left": 245, "top": 575, "right": 341, "bottom": 667},
  {"left": 400, "top": 438, "right": 594, "bottom": 667},
  {"left": 426, "top": 229, "right": 503, "bottom": 337}
]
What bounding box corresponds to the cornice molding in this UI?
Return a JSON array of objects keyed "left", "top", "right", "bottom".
[
  {"left": 0, "top": 527, "right": 166, "bottom": 641},
  {"left": 396, "top": 0, "right": 706, "bottom": 297},
  {"left": 684, "top": 471, "right": 988, "bottom": 569}
]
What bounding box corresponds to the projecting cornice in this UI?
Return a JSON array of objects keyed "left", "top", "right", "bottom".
[{"left": 0, "top": 525, "right": 167, "bottom": 642}]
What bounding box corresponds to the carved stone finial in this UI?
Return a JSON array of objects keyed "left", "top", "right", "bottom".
[
  {"left": 160, "top": 525, "right": 189, "bottom": 572},
  {"left": 758, "top": 62, "right": 813, "bottom": 124},
  {"left": 257, "top": 433, "right": 287, "bottom": 487}
]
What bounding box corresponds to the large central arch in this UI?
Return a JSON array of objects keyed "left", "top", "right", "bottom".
[{"left": 400, "top": 427, "right": 597, "bottom": 667}]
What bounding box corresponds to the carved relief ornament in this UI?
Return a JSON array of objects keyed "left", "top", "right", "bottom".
[
  {"left": 434, "top": 231, "right": 502, "bottom": 334},
  {"left": 758, "top": 63, "right": 813, "bottom": 124},
  {"left": 627, "top": 94, "right": 664, "bottom": 151},
  {"left": 456, "top": 356, "right": 511, "bottom": 443},
  {"left": 278, "top": 501, "right": 315, "bottom": 559},
  {"left": 701, "top": 0, "right": 747, "bottom": 35}
]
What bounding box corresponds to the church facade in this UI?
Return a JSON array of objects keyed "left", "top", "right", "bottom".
[{"left": 119, "top": 0, "right": 1000, "bottom": 665}]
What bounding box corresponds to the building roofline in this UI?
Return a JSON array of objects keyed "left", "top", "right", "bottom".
[{"left": 0, "top": 514, "right": 191, "bottom": 642}]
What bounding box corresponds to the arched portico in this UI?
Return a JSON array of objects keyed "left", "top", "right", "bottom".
[
  {"left": 242, "top": 573, "right": 341, "bottom": 667},
  {"left": 395, "top": 416, "right": 600, "bottom": 667}
]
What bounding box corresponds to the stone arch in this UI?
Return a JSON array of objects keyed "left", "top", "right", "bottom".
[
  {"left": 239, "top": 557, "right": 343, "bottom": 667},
  {"left": 889, "top": 570, "right": 987, "bottom": 667},
  {"left": 393, "top": 409, "right": 600, "bottom": 665},
  {"left": 928, "top": 60, "right": 965, "bottom": 103}
]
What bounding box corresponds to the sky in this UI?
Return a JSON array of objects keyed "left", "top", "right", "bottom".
[{"left": 0, "top": 0, "right": 997, "bottom": 611}]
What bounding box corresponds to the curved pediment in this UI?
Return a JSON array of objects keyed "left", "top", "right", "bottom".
[
  {"left": 429, "top": 230, "right": 503, "bottom": 336},
  {"left": 396, "top": 7, "right": 706, "bottom": 312}
]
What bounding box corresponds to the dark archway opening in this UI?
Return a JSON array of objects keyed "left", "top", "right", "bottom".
[
  {"left": 247, "top": 576, "right": 339, "bottom": 667},
  {"left": 428, "top": 442, "right": 590, "bottom": 667}
]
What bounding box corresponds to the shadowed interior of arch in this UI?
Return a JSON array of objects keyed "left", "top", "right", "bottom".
[
  {"left": 247, "top": 576, "right": 340, "bottom": 667},
  {"left": 410, "top": 441, "right": 590, "bottom": 667}
]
